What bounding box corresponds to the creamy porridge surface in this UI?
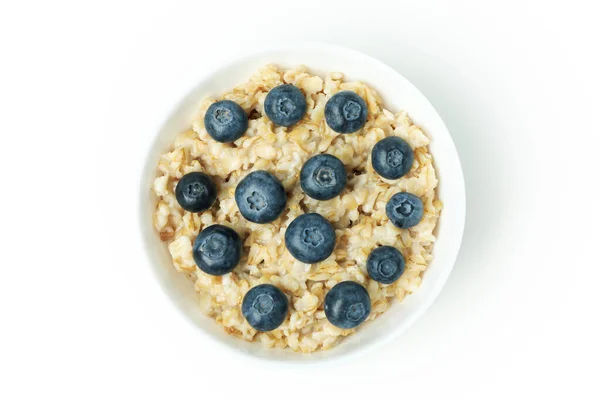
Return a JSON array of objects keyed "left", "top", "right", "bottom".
[{"left": 152, "top": 64, "right": 442, "bottom": 352}]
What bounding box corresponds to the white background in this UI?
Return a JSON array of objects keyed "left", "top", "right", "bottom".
[{"left": 1, "top": 0, "right": 599, "bottom": 399}]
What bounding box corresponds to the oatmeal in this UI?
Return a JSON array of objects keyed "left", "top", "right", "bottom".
[{"left": 152, "top": 64, "right": 442, "bottom": 352}]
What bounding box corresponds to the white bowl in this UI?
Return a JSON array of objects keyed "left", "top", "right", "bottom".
[{"left": 139, "top": 43, "right": 465, "bottom": 363}]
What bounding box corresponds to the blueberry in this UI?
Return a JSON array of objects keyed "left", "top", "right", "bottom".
[
  {"left": 192, "top": 224, "right": 242, "bottom": 276},
  {"left": 204, "top": 100, "right": 248, "bottom": 143},
  {"left": 234, "top": 170, "right": 286, "bottom": 224},
  {"left": 264, "top": 84, "right": 307, "bottom": 127},
  {"left": 371, "top": 136, "right": 414, "bottom": 179},
  {"left": 285, "top": 213, "right": 336, "bottom": 264},
  {"left": 300, "top": 154, "right": 347, "bottom": 200},
  {"left": 386, "top": 192, "right": 424, "bottom": 229},
  {"left": 242, "top": 284, "right": 289, "bottom": 331},
  {"left": 324, "top": 281, "right": 371, "bottom": 329},
  {"left": 366, "top": 246, "right": 405, "bottom": 284},
  {"left": 175, "top": 172, "right": 217, "bottom": 213},
  {"left": 324, "top": 91, "right": 368, "bottom": 133}
]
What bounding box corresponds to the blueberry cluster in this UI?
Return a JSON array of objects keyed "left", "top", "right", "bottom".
[{"left": 174, "top": 82, "right": 426, "bottom": 332}]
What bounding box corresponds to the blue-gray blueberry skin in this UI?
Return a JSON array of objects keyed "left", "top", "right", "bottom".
[
  {"left": 175, "top": 172, "right": 217, "bottom": 213},
  {"left": 284, "top": 213, "right": 336, "bottom": 264},
  {"left": 264, "top": 84, "right": 307, "bottom": 127},
  {"left": 234, "top": 170, "right": 287, "bottom": 224},
  {"left": 324, "top": 91, "right": 368, "bottom": 133},
  {"left": 366, "top": 246, "right": 406, "bottom": 284},
  {"left": 242, "top": 284, "right": 289, "bottom": 331},
  {"left": 192, "top": 225, "right": 242, "bottom": 276},
  {"left": 371, "top": 136, "right": 414, "bottom": 180},
  {"left": 385, "top": 192, "right": 424, "bottom": 229},
  {"left": 300, "top": 154, "right": 347, "bottom": 200},
  {"left": 204, "top": 100, "right": 248, "bottom": 143},
  {"left": 324, "top": 281, "right": 371, "bottom": 329}
]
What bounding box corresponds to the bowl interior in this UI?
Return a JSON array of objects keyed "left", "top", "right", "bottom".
[{"left": 139, "top": 44, "right": 465, "bottom": 363}]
